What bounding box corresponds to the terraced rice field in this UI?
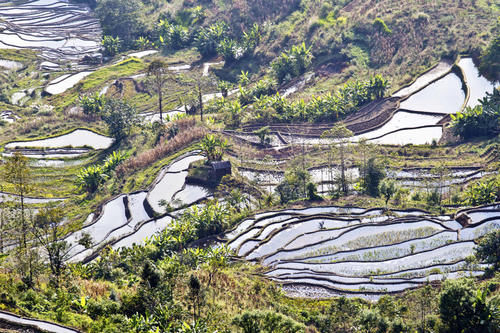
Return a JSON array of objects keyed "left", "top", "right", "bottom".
[
  {"left": 230, "top": 57, "right": 497, "bottom": 147},
  {"left": 239, "top": 165, "right": 489, "bottom": 195},
  {"left": 0, "top": 0, "right": 101, "bottom": 65},
  {"left": 3, "top": 128, "right": 114, "bottom": 160},
  {"left": 225, "top": 204, "right": 499, "bottom": 298},
  {"left": 61, "top": 152, "right": 212, "bottom": 262}
]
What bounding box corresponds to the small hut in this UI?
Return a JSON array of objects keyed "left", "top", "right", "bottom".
[{"left": 210, "top": 161, "right": 231, "bottom": 178}]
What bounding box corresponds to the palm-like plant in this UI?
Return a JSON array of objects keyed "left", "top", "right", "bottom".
[
  {"left": 199, "top": 134, "right": 229, "bottom": 162},
  {"left": 77, "top": 165, "right": 107, "bottom": 193}
]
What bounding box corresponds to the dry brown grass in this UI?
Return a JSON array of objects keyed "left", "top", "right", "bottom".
[{"left": 116, "top": 118, "right": 206, "bottom": 176}]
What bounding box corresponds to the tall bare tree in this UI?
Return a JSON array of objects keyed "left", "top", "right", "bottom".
[
  {"left": 321, "top": 123, "right": 353, "bottom": 195},
  {"left": 147, "top": 59, "right": 170, "bottom": 122},
  {"left": 32, "top": 207, "right": 70, "bottom": 289}
]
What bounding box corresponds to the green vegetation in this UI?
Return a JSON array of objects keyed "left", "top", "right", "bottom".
[
  {"left": 0, "top": 0, "right": 499, "bottom": 332},
  {"left": 77, "top": 151, "right": 127, "bottom": 193},
  {"left": 271, "top": 43, "right": 313, "bottom": 84},
  {"left": 479, "top": 35, "right": 500, "bottom": 82},
  {"left": 451, "top": 89, "right": 500, "bottom": 140},
  {"left": 276, "top": 164, "right": 313, "bottom": 204},
  {"left": 102, "top": 99, "right": 139, "bottom": 141},
  {"left": 199, "top": 134, "right": 229, "bottom": 162},
  {"left": 464, "top": 175, "right": 500, "bottom": 206}
]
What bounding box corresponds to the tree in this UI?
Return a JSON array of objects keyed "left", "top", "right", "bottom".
[
  {"left": 439, "top": 279, "right": 497, "bottom": 333},
  {"left": 275, "top": 165, "right": 312, "bottom": 204},
  {"left": 2, "top": 154, "right": 41, "bottom": 288},
  {"left": 379, "top": 179, "right": 397, "bottom": 207},
  {"left": 32, "top": 207, "right": 71, "bottom": 288},
  {"left": 147, "top": 59, "right": 170, "bottom": 123},
  {"left": 361, "top": 157, "right": 386, "bottom": 197},
  {"left": 102, "top": 99, "right": 139, "bottom": 141},
  {"left": 2, "top": 153, "right": 33, "bottom": 250},
  {"left": 188, "top": 274, "right": 203, "bottom": 322},
  {"left": 321, "top": 123, "right": 353, "bottom": 196},
  {"left": 475, "top": 230, "right": 500, "bottom": 271},
  {"left": 479, "top": 35, "right": 500, "bottom": 82}
]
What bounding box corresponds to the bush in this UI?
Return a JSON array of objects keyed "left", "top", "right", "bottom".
[
  {"left": 79, "top": 93, "right": 105, "bottom": 117},
  {"left": 77, "top": 165, "right": 107, "bottom": 193},
  {"left": 102, "top": 99, "right": 139, "bottom": 141},
  {"left": 276, "top": 166, "right": 312, "bottom": 204},
  {"left": 475, "top": 230, "right": 500, "bottom": 271},
  {"left": 439, "top": 280, "right": 497, "bottom": 332},
  {"left": 464, "top": 176, "right": 499, "bottom": 206},
  {"left": 451, "top": 89, "right": 500, "bottom": 140},
  {"left": 373, "top": 18, "right": 392, "bottom": 34},
  {"left": 360, "top": 157, "right": 386, "bottom": 197}
]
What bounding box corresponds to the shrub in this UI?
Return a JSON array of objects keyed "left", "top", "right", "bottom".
[
  {"left": 360, "top": 157, "right": 386, "bottom": 197},
  {"left": 373, "top": 18, "right": 392, "bottom": 34},
  {"left": 233, "top": 310, "right": 306, "bottom": 333},
  {"left": 475, "top": 230, "right": 500, "bottom": 271},
  {"left": 464, "top": 176, "right": 499, "bottom": 206},
  {"left": 451, "top": 89, "right": 500, "bottom": 139},
  {"left": 79, "top": 93, "right": 105, "bottom": 117},
  {"left": 102, "top": 99, "right": 139, "bottom": 141},
  {"left": 439, "top": 280, "right": 497, "bottom": 332},
  {"left": 276, "top": 166, "right": 312, "bottom": 204}
]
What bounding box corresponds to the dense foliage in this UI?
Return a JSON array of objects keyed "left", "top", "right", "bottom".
[{"left": 451, "top": 89, "right": 500, "bottom": 139}]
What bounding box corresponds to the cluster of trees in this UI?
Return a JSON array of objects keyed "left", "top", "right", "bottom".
[
  {"left": 451, "top": 89, "right": 500, "bottom": 140},
  {"left": 95, "top": 0, "right": 261, "bottom": 62},
  {"left": 1, "top": 154, "right": 70, "bottom": 289},
  {"left": 77, "top": 151, "right": 127, "bottom": 193},
  {"left": 1, "top": 151, "right": 499, "bottom": 331},
  {"left": 217, "top": 75, "right": 389, "bottom": 124}
]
